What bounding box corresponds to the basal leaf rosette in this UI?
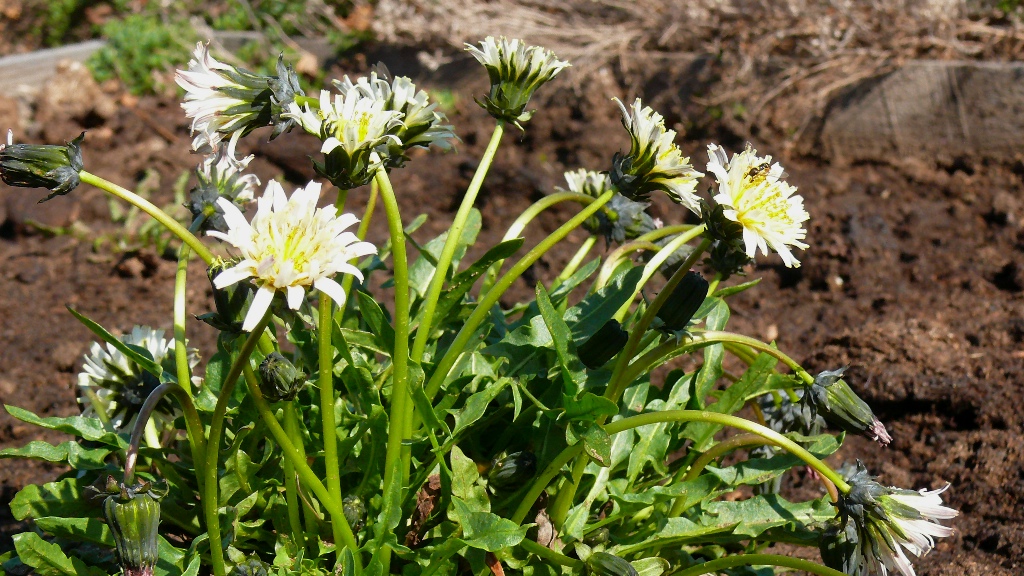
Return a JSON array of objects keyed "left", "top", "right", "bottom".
[
  {"left": 610, "top": 98, "right": 702, "bottom": 212},
  {"left": 285, "top": 89, "right": 404, "bottom": 189},
  {"left": 207, "top": 180, "right": 377, "bottom": 331},
  {"left": 706, "top": 143, "right": 809, "bottom": 267}
]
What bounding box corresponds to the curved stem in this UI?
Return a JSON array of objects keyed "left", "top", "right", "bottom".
[
  {"left": 518, "top": 539, "right": 583, "bottom": 569},
  {"left": 594, "top": 240, "right": 662, "bottom": 290},
  {"left": 78, "top": 171, "right": 213, "bottom": 264},
  {"left": 481, "top": 191, "right": 596, "bottom": 294},
  {"left": 412, "top": 121, "right": 504, "bottom": 364},
  {"left": 633, "top": 223, "right": 696, "bottom": 244},
  {"left": 611, "top": 226, "right": 707, "bottom": 320},
  {"left": 684, "top": 433, "right": 769, "bottom": 482},
  {"left": 241, "top": 365, "right": 362, "bottom": 567},
  {"left": 422, "top": 190, "right": 615, "bottom": 403},
  {"left": 675, "top": 554, "right": 846, "bottom": 576},
  {"left": 375, "top": 165, "right": 412, "bottom": 572},
  {"left": 511, "top": 445, "right": 583, "bottom": 525},
  {"left": 203, "top": 313, "right": 272, "bottom": 576},
  {"left": 282, "top": 403, "right": 305, "bottom": 552},
  {"left": 319, "top": 294, "right": 346, "bottom": 564},
  {"left": 123, "top": 383, "right": 206, "bottom": 487},
  {"left": 553, "top": 234, "right": 597, "bottom": 289},
  {"left": 700, "top": 331, "right": 814, "bottom": 385}
]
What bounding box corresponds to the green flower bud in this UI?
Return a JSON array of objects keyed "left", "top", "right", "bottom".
[
  {"left": 197, "top": 258, "right": 253, "bottom": 333},
  {"left": 233, "top": 556, "right": 270, "bottom": 576},
  {"left": 487, "top": 451, "right": 538, "bottom": 491},
  {"left": 257, "top": 352, "right": 307, "bottom": 402},
  {"left": 655, "top": 271, "right": 709, "bottom": 332},
  {"left": 583, "top": 527, "right": 611, "bottom": 547},
  {"left": 0, "top": 131, "right": 84, "bottom": 201},
  {"left": 586, "top": 552, "right": 638, "bottom": 576},
  {"left": 102, "top": 478, "right": 165, "bottom": 576},
  {"left": 805, "top": 368, "right": 892, "bottom": 446},
  {"left": 819, "top": 519, "right": 863, "bottom": 576},
  {"left": 578, "top": 320, "right": 629, "bottom": 369},
  {"left": 343, "top": 494, "right": 367, "bottom": 531}
]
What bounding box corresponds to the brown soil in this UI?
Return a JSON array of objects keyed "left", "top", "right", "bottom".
[{"left": 1, "top": 50, "right": 1021, "bottom": 576}]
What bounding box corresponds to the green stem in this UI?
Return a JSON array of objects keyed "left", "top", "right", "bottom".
[
  {"left": 611, "top": 225, "right": 707, "bottom": 319},
  {"left": 412, "top": 121, "right": 504, "bottom": 364},
  {"left": 79, "top": 171, "right": 213, "bottom": 264},
  {"left": 594, "top": 240, "right": 663, "bottom": 290},
  {"left": 422, "top": 190, "right": 615, "bottom": 403},
  {"left": 123, "top": 383, "right": 205, "bottom": 487},
  {"left": 282, "top": 403, "right": 305, "bottom": 551},
  {"left": 335, "top": 187, "right": 349, "bottom": 212},
  {"left": 675, "top": 554, "right": 846, "bottom": 576},
  {"left": 241, "top": 365, "right": 362, "bottom": 568},
  {"left": 553, "top": 234, "right": 597, "bottom": 289},
  {"left": 340, "top": 179, "right": 379, "bottom": 304},
  {"left": 633, "top": 223, "right": 697, "bottom": 244},
  {"left": 375, "top": 165, "right": 412, "bottom": 572},
  {"left": 511, "top": 445, "right": 583, "bottom": 525},
  {"left": 319, "top": 294, "right": 346, "bottom": 564},
  {"left": 203, "top": 313, "right": 272, "bottom": 576},
  {"left": 701, "top": 331, "right": 814, "bottom": 384},
  {"left": 518, "top": 539, "right": 583, "bottom": 569},
  {"left": 684, "top": 433, "right": 769, "bottom": 482},
  {"left": 481, "top": 190, "right": 596, "bottom": 294}
]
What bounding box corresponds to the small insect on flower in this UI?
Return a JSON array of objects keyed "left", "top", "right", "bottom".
[
  {"left": 465, "top": 36, "right": 570, "bottom": 126},
  {"left": 207, "top": 180, "right": 377, "bottom": 331},
  {"left": 610, "top": 98, "right": 702, "bottom": 212},
  {"left": 706, "top": 143, "right": 809, "bottom": 267}
]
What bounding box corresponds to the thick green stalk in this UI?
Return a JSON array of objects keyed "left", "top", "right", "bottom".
[
  {"left": 203, "top": 313, "right": 272, "bottom": 576},
  {"left": 375, "top": 165, "right": 412, "bottom": 572},
  {"left": 594, "top": 240, "right": 662, "bottom": 290},
  {"left": 123, "top": 383, "right": 205, "bottom": 487},
  {"left": 611, "top": 225, "right": 707, "bottom": 318},
  {"left": 674, "top": 554, "right": 846, "bottom": 576},
  {"left": 340, "top": 179, "right": 379, "bottom": 303},
  {"left": 412, "top": 121, "right": 504, "bottom": 363},
  {"left": 481, "top": 190, "right": 597, "bottom": 294},
  {"left": 282, "top": 403, "right": 305, "bottom": 551},
  {"left": 684, "top": 433, "right": 769, "bottom": 482},
  {"left": 78, "top": 171, "right": 213, "bottom": 264},
  {"left": 702, "top": 331, "right": 814, "bottom": 384},
  {"left": 553, "top": 234, "right": 597, "bottom": 289},
  {"left": 518, "top": 539, "right": 583, "bottom": 569},
  {"left": 241, "top": 365, "right": 362, "bottom": 568},
  {"left": 319, "top": 294, "right": 346, "bottom": 564},
  {"left": 422, "top": 190, "right": 615, "bottom": 403}
]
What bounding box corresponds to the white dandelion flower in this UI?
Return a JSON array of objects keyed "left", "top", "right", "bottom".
[
  {"left": 207, "top": 180, "right": 377, "bottom": 331},
  {"left": 706, "top": 143, "right": 809, "bottom": 267},
  {"left": 465, "top": 36, "right": 570, "bottom": 125},
  {"left": 611, "top": 98, "right": 702, "bottom": 212}
]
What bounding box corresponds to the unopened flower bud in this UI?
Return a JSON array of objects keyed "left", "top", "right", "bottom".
[
  {"left": 233, "top": 557, "right": 270, "bottom": 576},
  {"left": 655, "top": 271, "right": 709, "bottom": 333},
  {"left": 102, "top": 478, "right": 165, "bottom": 576},
  {"left": 578, "top": 320, "right": 629, "bottom": 369},
  {"left": 465, "top": 37, "right": 570, "bottom": 127},
  {"left": 343, "top": 494, "right": 367, "bottom": 531},
  {"left": 487, "top": 451, "right": 538, "bottom": 491},
  {"left": 257, "top": 352, "right": 306, "bottom": 402},
  {"left": 805, "top": 368, "right": 892, "bottom": 446},
  {"left": 197, "top": 259, "right": 253, "bottom": 333},
  {"left": 586, "top": 552, "right": 638, "bottom": 576},
  {"left": 0, "top": 131, "right": 84, "bottom": 201}
]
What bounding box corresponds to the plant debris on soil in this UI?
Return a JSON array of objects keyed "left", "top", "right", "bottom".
[{"left": 2, "top": 20, "right": 1023, "bottom": 576}]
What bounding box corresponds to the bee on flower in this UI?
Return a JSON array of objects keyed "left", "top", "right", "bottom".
[
  {"left": 706, "top": 143, "right": 809, "bottom": 267},
  {"left": 610, "top": 98, "right": 703, "bottom": 213},
  {"left": 175, "top": 42, "right": 304, "bottom": 152},
  {"left": 207, "top": 180, "right": 377, "bottom": 331},
  {"left": 465, "top": 36, "right": 570, "bottom": 127}
]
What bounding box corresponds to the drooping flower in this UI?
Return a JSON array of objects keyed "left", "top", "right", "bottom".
[
  {"left": 559, "top": 169, "right": 656, "bottom": 244},
  {"left": 333, "top": 67, "right": 456, "bottom": 167},
  {"left": 805, "top": 367, "right": 892, "bottom": 446},
  {"left": 828, "top": 462, "right": 958, "bottom": 576},
  {"left": 207, "top": 180, "right": 377, "bottom": 331},
  {"left": 0, "top": 130, "right": 84, "bottom": 201},
  {"left": 706, "top": 143, "right": 809, "bottom": 267},
  {"left": 77, "top": 327, "right": 198, "bottom": 431},
  {"left": 465, "top": 36, "right": 570, "bottom": 126},
  {"left": 610, "top": 98, "right": 702, "bottom": 212},
  {"left": 284, "top": 89, "right": 404, "bottom": 189},
  {"left": 186, "top": 136, "right": 260, "bottom": 232},
  {"left": 176, "top": 42, "right": 303, "bottom": 152}
]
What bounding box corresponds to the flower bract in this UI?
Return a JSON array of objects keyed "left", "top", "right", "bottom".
[
  {"left": 560, "top": 169, "right": 655, "bottom": 243},
  {"left": 208, "top": 180, "right": 377, "bottom": 331},
  {"left": 187, "top": 136, "right": 260, "bottom": 232},
  {"left": 610, "top": 98, "right": 702, "bottom": 212},
  {"left": 706, "top": 143, "right": 809, "bottom": 267},
  {"left": 465, "top": 36, "right": 570, "bottom": 126},
  {"left": 176, "top": 42, "right": 303, "bottom": 152},
  {"left": 0, "top": 130, "right": 84, "bottom": 201}
]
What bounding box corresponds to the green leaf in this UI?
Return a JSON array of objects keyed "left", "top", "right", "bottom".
[
  {"left": 430, "top": 238, "right": 525, "bottom": 329},
  {"left": 0, "top": 441, "right": 112, "bottom": 470},
  {"left": 12, "top": 532, "right": 104, "bottom": 576},
  {"left": 34, "top": 517, "right": 112, "bottom": 547},
  {"left": 564, "top": 267, "right": 644, "bottom": 342},
  {"left": 705, "top": 433, "right": 841, "bottom": 487},
  {"left": 451, "top": 497, "right": 527, "bottom": 551},
  {"left": 700, "top": 494, "right": 835, "bottom": 538},
  {"left": 625, "top": 400, "right": 671, "bottom": 484},
  {"left": 683, "top": 352, "right": 777, "bottom": 450},
  {"left": 10, "top": 477, "right": 97, "bottom": 521},
  {"left": 631, "top": 557, "right": 670, "bottom": 576},
  {"left": 356, "top": 291, "right": 396, "bottom": 354},
  {"left": 713, "top": 278, "right": 762, "bottom": 298},
  {"left": 450, "top": 378, "right": 509, "bottom": 437},
  {"left": 450, "top": 445, "right": 488, "bottom": 511},
  {"left": 67, "top": 307, "right": 164, "bottom": 379},
  {"left": 537, "top": 284, "right": 586, "bottom": 396},
  {"left": 614, "top": 516, "right": 736, "bottom": 555},
  {"left": 692, "top": 298, "right": 729, "bottom": 407},
  {"left": 562, "top": 392, "right": 618, "bottom": 421},
  {"left": 570, "top": 422, "right": 611, "bottom": 467},
  {"left": 4, "top": 406, "right": 126, "bottom": 448}
]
